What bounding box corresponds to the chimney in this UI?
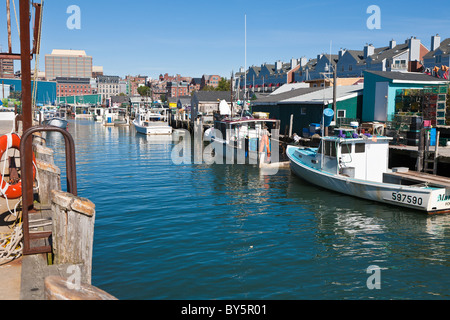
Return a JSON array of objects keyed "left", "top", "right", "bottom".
[
  {"left": 408, "top": 37, "right": 421, "bottom": 62},
  {"left": 290, "top": 58, "right": 298, "bottom": 69},
  {"left": 389, "top": 39, "right": 396, "bottom": 49},
  {"left": 364, "top": 44, "right": 375, "bottom": 59},
  {"left": 339, "top": 48, "right": 346, "bottom": 60},
  {"left": 431, "top": 34, "right": 441, "bottom": 51},
  {"left": 275, "top": 61, "right": 283, "bottom": 70},
  {"left": 299, "top": 57, "right": 308, "bottom": 67}
]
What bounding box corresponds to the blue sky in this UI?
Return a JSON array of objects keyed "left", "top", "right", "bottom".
[{"left": 1, "top": 0, "right": 450, "bottom": 79}]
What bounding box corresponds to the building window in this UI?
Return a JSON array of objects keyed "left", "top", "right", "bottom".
[
  {"left": 436, "top": 55, "right": 442, "bottom": 64},
  {"left": 337, "top": 110, "right": 346, "bottom": 118},
  {"left": 348, "top": 65, "right": 353, "bottom": 71},
  {"left": 301, "top": 107, "right": 307, "bottom": 115},
  {"left": 355, "top": 143, "right": 365, "bottom": 153}
]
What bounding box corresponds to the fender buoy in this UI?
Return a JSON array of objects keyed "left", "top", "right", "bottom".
[
  {"left": 0, "top": 133, "right": 36, "bottom": 200},
  {"left": 259, "top": 135, "right": 271, "bottom": 157}
]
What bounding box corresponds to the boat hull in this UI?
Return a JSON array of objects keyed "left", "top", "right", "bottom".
[
  {"left": 287, "top": 146, "right": 450, "bottom": 214},
  {"left": 43, "top": 118, "right": 68, "bottom": 130},
  {"left": 133, "top": 120, "right": 172, "bottom": 135}
]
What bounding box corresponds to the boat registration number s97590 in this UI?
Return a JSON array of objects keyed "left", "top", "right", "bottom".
[{"left": 390, "top": 192, "right": 423, "bottom": 206}]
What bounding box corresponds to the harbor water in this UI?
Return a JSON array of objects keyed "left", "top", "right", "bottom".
[{"left": 45, "top": 120, "right": 450, "bottom": 300}]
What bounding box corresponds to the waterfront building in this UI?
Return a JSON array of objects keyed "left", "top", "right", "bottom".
[
  {"left": 56, "top": 77, "right": 92, "bottom": 97},
  {"left": 0, "top": 78, "right": 56, "bottom": 105},
  {"left": 252, "top": 85, "right": 363, "bottom": 136},
  {"left": 191, "top": 91, "right": 233, "bottom": 123},
  {"left": 362, "top": 70, "right": 449, "bottom": 123},
  {"left": 57, "top": 94, "right": 102, "bottom": 105},
  {"left": 45, "top": 49, "right": 93, "bottom": 80},
  {"left": 97, "top": 75, "right": 120, "bottom": 102},
  {"left": 177, "top": 96, "right": 191, "bottom": 109}
]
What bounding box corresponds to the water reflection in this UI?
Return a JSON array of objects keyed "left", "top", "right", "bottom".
[{"left": 42, "top": 120, "right": 450, "bottom": 300}]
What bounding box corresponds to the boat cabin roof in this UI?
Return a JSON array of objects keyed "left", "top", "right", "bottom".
[{"left": 216, "top": 116, "right": 279, "bottom": 124}]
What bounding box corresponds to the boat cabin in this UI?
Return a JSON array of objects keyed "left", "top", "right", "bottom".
[
  {"left": 213, "top": 114, "right": 280, "bottom": 142},
  {"left": 297, "top": 129, "right": 392, "bottom": 183}
]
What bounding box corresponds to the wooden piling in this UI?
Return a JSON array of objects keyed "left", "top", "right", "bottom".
[
  {"left": 44, "top": 276, "right": 117, "bottom": 300},
  {"left": 51, "top": 190, "right": 95, "bottom": 283}
]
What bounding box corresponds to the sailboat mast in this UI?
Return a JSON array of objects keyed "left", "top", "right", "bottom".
[{"left": 244, "top": 14, "right": 247, "bottom": 102}]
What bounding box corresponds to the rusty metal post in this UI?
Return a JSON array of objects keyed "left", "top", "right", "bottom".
[
  {"left": 20, "top": 0, "right": 34, "bottom": 210},
  {"left": 21, "top": 126, "right": 78, "bottom": 255}
]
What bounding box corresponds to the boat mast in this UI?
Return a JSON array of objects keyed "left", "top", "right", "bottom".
[{"left": 244, "top": 14, "right": 247, "bottom": 103}]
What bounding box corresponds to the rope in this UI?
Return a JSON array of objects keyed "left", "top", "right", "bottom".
[
  {"left": 11, "top": 0, "right": 20, "bottom": 39},
  {"left": 0, "top": 222, "right": 23, "bottom": 265}
]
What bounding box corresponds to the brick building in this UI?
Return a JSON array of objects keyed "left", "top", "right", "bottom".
[{"left": 56, "top": 77, "right": 92, "bottom": 97}]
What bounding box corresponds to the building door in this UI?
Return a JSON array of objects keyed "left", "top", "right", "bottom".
[{"left": 374, "top": 82, "right": 389, "bottom": 122}]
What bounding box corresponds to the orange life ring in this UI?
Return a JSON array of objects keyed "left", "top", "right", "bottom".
[{"left": 0, "top": 133, "right": 36, "bottom": 200}]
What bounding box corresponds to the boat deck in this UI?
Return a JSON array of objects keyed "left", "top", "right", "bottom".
[{"left": 383, "top": 170, "right": 450, "bottom": 188}]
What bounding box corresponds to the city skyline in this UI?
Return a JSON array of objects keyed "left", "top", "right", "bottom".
[{"left": 1, "top": 0, "right": 450, "bottom": 79}]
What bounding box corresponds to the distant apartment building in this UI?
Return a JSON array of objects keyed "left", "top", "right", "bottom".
[
  {"left": 97, "top": 75, "right": 120, "bottom": 101},
  {"left": 0, "top": 59, "right": 14, "bottom": 78},
  {"left": 126, "top": 75, "right": 147, "bottom": 96},
  {"left": 56, "top": 77, "right": 92, "bottom": 97},
  {"left": 166, "top": 81, "right": 189, "bottom": 98},
  {"left": 189, "top": 78, "right": 202, "bottom": 93},
  {"left": 45, "top": 49, "right": 93, "bottom": 80},
  {"left": 201, "top": 75, "right": 220, "bottom": 89}
]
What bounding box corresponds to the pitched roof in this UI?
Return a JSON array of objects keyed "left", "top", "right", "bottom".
[
  {"left": 193, "top": 91, "right": 232, "bottom": 102},
  {"left": 423, "top": 38, "right": 450, "bottom": 59},
  {"left": 368, "top": 43, "right": 409, "bottom": 63},
  {"left": 365, "top": 70, "right": 449, "bottom": 83},
  {"left": 346, "top": 50, "right": 365, "bottom": 64},
  {"left": 251, "top": 87, "right": 322, "bottom": 105}
]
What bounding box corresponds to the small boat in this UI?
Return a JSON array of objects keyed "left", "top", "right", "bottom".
[
  {"left": 133, "top": 107, "right": 173, "bottom": 135},
  {"left": 286, "top": 128, "right": 450, "bottom": 215},
  {"left": 37, "top": 106, "right": 68, "bottom": 130},
  {"left": 210, "top": 101, "right": 280, "bottom": 164},
  {"left": 102, "top": 107, "right": 130, "bottom": 127}
]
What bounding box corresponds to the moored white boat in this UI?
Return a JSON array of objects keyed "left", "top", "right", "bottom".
[
  {"left": 132, "top": 107, "right": 172, "bottom": 135},
  {"left": 209, "top": 100, "right": 280, "bottom": 165},
  {"left": 287, "top": 133, "right": 450, "bottom": 214}
]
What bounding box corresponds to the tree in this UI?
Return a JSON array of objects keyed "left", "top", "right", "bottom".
[
  {"left": 216, "top": 77, "right": 231, "bottom": 91},
  {"left": 201, "top": 85, "right": 216, "bottom": 92},
  {"left": 137, "top": 85, "right": 151, "bottom": 97}
]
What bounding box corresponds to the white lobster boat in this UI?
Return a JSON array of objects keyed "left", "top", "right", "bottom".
[
  {"left": 132, "top": 108, "right": 172, "bottom": 135},
  {"left": 287, "top": 132, "right": 450, "bottom": 214}
]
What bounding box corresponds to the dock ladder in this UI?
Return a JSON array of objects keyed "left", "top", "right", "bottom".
[{"left": 418, "top": 128, "right": 440, "bottom": 175}]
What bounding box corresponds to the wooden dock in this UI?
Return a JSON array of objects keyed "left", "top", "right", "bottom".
[{"left": 384, "top": 170, "right": 450, "bottom": 188}]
